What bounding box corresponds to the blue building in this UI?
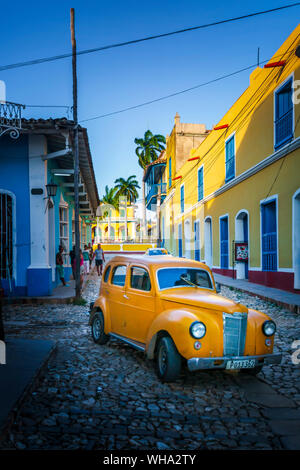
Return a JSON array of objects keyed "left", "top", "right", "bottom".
[{"left": 0, "top": 114, "right": 99, "bottom": 297}]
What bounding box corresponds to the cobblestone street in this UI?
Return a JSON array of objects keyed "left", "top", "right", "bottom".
[{"left": 1, "top": 271, "right": 299, "bottom": 451}]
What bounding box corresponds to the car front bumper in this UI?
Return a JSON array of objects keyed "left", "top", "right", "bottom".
[{"left": 187, "top": 353, "right": 282, "bottom": 371}]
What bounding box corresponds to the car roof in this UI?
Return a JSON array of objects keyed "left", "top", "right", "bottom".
[{"left": 108, "top": 254, "right": 209, "bottom": 270}]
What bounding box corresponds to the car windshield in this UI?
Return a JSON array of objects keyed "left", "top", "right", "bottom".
[{"left": 157, "top": 267, "right": 213, "bottom": 290}]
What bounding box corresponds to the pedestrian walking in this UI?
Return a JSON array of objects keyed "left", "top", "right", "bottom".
[
  {"left": 83, "top": 245, "right": 90, "bottom": 274},
  {"left": 56, "top": 245, "right": 69, "bottom": 287},
  {"left": 93, "top": 243, "right": 105, "bottom": 276}
]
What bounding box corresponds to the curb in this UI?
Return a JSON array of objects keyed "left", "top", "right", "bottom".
[
  {"left": 2, "top": 270, "right": 95, "bottom": 306},
  {"left": 0, "top": 342, "right": 57, "bottom": 443},
  {"left": 218, "top": 283, "right": 300, "bottom": 314}
]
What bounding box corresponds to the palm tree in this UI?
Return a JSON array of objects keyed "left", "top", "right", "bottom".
[
  {"left": 114, "top": 176, "right": 140, "bottom": 241},
  {"left": 100, "top": 185, "right": 118, "bottom": 241},
  {"left": 134, "top": 131, "right": 166, "bottom": 238}
]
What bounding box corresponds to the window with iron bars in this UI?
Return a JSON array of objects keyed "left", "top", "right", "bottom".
[{"left": 0, "top": 193, "right": 13, "bottom": 280}]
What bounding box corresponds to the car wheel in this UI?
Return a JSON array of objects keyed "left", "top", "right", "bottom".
[
  {"left": 91, "top": 312, "right": 109, "bottom": 345},
  {"left": 156, "top": 336, "right": 182, "bottom": 382}
]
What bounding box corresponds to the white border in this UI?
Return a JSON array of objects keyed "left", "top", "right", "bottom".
[
  {"left": 235, "top": 209, "right": 250, "bottom": 276},
  {"left": 204, "top": 215, "right": 213, "bottom": 267},
  {"left": 292, "top": 187, "right": 300, "bottom": 288},
  {"left": 219, "top": 213, "right": 230, "bottom": 269},
  {"left": 260, "top": 194, "right": 279, "bottom": 272}
]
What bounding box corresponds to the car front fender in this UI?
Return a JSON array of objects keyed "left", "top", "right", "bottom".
[
  {"left": 145, "top": 308, "right": 222, "bottom": 360},
  {"left": 89, "top": 296, "right": 111, "bottom": 334}
]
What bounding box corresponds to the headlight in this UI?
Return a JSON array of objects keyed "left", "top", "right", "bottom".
[
  {"left": 262, "top": 320, "right": 276, "bottom": 336},
  {"left": 190, "top": 321, "right": 206, "bottom": 339}
]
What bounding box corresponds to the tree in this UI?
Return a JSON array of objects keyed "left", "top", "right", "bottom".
[
  {"left": 100, "top": 185, "right": 118, "bottom": 241},
  {"left": 114, "top": 176, "right": 140, "bottom": 241},
  {"left": 134, "top": 131, "right": 166, "bottom": 238}
]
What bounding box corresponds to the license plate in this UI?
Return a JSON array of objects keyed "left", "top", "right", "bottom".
[{"left": 226, "top": 359, "right": 256, "bottom": 370}]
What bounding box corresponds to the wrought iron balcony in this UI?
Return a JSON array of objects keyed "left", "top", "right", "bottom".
[
  {"left": 145, "top": 183, "right": 167, "bottom": 210},
  {"left": 0, "top": 101, "right": 25, "bottom": 139}
]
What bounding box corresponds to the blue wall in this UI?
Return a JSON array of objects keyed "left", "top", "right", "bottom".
[{"left": 0, "top": 135, "right": 30, "bottom": 295}]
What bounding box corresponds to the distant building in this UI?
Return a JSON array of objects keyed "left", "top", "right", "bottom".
[
  {"left": 0, "top": 117, "right": 99, "bottom": 296},
  {"left": 93, "top": 203, "right": 140, "bottom": 243},
  {"left": 160, "top": 25, "right": 300, "bottom": 292}
]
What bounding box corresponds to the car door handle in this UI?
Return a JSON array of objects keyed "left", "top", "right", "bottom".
[{"left": 123, "top": 294, "right": 129, "bottom": 299}]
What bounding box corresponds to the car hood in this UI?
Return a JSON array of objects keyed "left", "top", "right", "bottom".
[{"left": 159, "top": 288, "right": 248, "bottom": 314}]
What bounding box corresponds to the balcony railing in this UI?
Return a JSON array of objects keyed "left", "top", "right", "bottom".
[
  {"left": 145, "top": 183, "right": 167, "bottom": 208},
  {"left": 0, "top": 101, "right": 25, "bottom": 139}
]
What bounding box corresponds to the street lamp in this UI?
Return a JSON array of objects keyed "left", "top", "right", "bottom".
[
  {"left": 46, "top": 182, "right": 58, "bottom": 198},
  {"left": 45, "top": 182, "right": 58, "bottom": 210}
]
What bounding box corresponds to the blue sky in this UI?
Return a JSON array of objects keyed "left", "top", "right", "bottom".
[{"left": 0, "top": 1, "right": 299, "bottom": 202}]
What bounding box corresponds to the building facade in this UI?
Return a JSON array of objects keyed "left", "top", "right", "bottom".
[
  {"left": 93, "top": 204, "right": 138, "bottom": 243},
  {"left": 0, "top": 118, "right": 99, "bottom": 297},
  {"left": 161, "top": 25, "right": 300, "bottom": 293}
]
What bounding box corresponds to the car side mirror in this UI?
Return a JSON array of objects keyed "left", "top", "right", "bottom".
[{"left": 216, "top": 283, "right": 221, "bottom": 294}]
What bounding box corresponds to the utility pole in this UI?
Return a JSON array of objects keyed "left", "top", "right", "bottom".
[{"left": 71, "top": 8, "right": 81, "bottom": 299}]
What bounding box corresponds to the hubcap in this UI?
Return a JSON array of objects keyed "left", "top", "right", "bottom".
[
  {"left": 93, "top": 318, "right": 101, "bottom": 339},
  {"left": 158, "top": 344, "right": 167, "bottom": 375}
]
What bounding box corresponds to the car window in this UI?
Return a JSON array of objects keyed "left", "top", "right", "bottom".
[
  {"left": 111, "top": 265, "right": 127, "bottom": 286},
  {"left": 157, "top": 267, "right": 213, "bottom": 290},
  {"left": 103, "top": 265, "right": 111, "bottom": 283},
  {"left": 130, "top": 266, "right": 151, "bottom": 291}
]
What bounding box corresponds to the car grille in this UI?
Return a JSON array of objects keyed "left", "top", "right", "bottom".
[{"left": 223, "top": 312, "right": 247, "bottom": 356}]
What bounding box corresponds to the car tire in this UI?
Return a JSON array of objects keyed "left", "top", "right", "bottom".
[
  {"left": 91, "top": 312, "right": 109, "bottom": 345},
  {"left": 156, "top": 336, "right": 182, "bottom": 382}
]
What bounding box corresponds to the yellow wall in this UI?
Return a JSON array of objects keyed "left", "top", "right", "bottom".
[{"left": 161, "top": 25, "right": 300, "bottom": 278}]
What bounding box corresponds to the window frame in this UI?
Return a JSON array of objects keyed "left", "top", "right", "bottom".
[
  {"left": 129, "top": 265, "right": 152, "bottom": 292},
  {"left": 274, "top": 74, "right": 294, "bottom": 150},
  {"left": 103, "top": 265, "right": 111, "bottom": 283},
  {"left": 168, "top": 157, "right": 172, "bottom": 188},
  {"left": 225, "top": 133, "right": 236, "bottom": 183},
  {"left": 155, "top": 266, "right": 214, "bottom": 292},
  {"left": 110, "top": 264, "right": 127, "bottom": 287},
  {"left": 197, "top": 165, "right": 204, "bottom": 201},
  {"left": 180, "top": 183, "right": 185, "bottom": 214},
  {"left": 59, "top": 203, "right": 69, "bottom": 265}
]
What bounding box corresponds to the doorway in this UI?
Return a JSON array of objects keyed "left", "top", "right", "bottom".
[{"left": 235, "top": 211, "right": 249, "bottom": 279}]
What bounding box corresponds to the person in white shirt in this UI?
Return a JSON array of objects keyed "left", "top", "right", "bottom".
[{"left": 93, "top": 243, "right": 105, "bottom": 276}]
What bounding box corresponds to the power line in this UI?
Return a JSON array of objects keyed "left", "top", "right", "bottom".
[
  {"left": 1, "top": 3, "right": 299, "bottom": 72},
  {"left": 79, "top": 54, "right": 284, "bottom": 123}
]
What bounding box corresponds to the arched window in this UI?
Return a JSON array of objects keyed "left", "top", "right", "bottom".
[{"left": 0, "top": 192, "right": 13, "bottom": 280}]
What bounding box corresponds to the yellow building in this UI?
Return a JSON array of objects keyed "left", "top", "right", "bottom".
[
  {"left": 92, "top": 204, "right": 138, "bottom": 242},
  {"left": 161, "top": 25, "right": 300, "bottom": 293}
]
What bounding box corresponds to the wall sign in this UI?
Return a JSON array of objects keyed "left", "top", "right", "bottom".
[
  {"left": 235, "top": 242, "right": 248, "bottom": 261},
  {"left": 31, "top": 188, "right": 43, "bottom": 195}
]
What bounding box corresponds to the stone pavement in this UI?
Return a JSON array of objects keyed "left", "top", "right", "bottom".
[
  {"left": 0, "top": 272, "right": 299, "bottom": 450},
  {"left": 0, "top": 338, "right": 55, "bottom": 439},
  {"left": 214, "top": 273, "right": 300, "bottom": 313}
]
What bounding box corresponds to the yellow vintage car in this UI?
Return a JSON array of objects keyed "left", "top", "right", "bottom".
[{"left": 89, "top": 255, "right": 281, "bottom": 382}]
